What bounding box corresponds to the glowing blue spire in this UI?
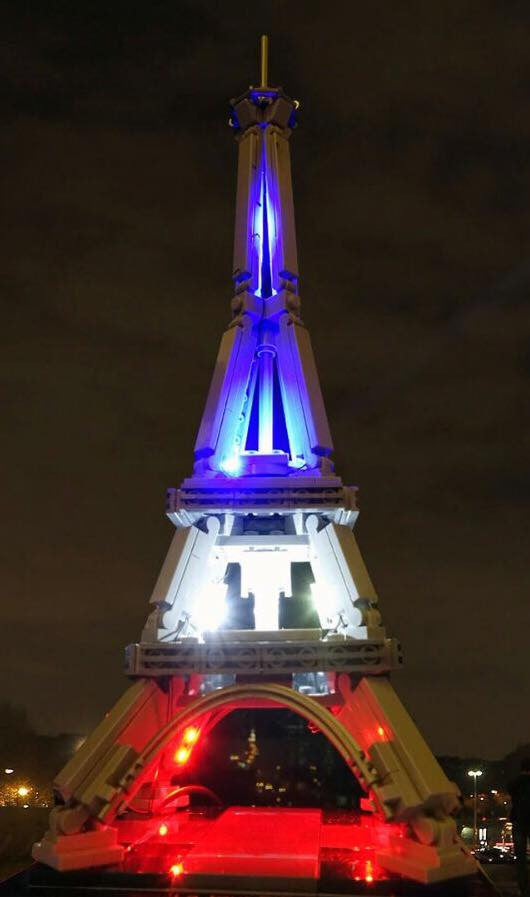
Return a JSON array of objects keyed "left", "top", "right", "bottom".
[{"left": 193, "top": 51, "right": 334, "bottom": 479}]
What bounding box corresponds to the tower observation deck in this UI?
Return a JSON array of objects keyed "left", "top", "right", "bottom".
[{"left": 29, "top": 36, "right": 478, "bottom": 892}]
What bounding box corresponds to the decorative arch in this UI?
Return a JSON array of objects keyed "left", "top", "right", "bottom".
[{"left": 106, "top": 682, "right": 377, "bottom": 823}]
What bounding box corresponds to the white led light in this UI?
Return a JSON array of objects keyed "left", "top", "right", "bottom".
[
  {"left": 220, "top": 454, "right": 241, "bottom": 476},
  {"left": 242, "top": 552, "right": 290, "bottom": 631},
  {"left": 197, "top": 581, "right": 228, "bottom": 633}
]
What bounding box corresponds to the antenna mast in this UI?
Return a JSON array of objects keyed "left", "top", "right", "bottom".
[{"left": 260, "top": 34, "right": 269, "bottom": 87}]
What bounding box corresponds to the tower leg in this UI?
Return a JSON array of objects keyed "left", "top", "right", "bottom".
[
  {"left": 32, "top": 678, "right": 178, "bottom": 870},
  {"left": 307, "top": 515, "right": 385, "bottom": 638},
  {"left": 142, "top": 517, "right": 221, "bottom": 641},
  {"left": 335, "top": 674, "right": 476, "bottom": 883}
]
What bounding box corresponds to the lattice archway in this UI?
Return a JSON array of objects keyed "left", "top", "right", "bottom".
[{"left": 105, "top": 681, "right": 376, "bottom": 824}]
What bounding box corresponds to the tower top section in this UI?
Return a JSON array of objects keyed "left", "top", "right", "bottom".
[
  {"left": 172, "top": 36, "right": 359, "bottom": 523},
  {"left": 229, "top": 35, "right": 299, "bottom": 138}
]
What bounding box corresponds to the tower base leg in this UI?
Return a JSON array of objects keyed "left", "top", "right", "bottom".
[
  {"left": 377, "top": 836, "right": 476, "bottom": 884},
  {"left": 32, "top": 827, "right": 123, "bottom": 872},
  {"left": 335, "top": 675, "right": 476, "bottom": 883}
]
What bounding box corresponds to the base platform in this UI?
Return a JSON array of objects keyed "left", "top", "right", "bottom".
[
  {"left": 19, "top": 808, "right": 488, "bottom": 897},
  {"left": 0, "top": 865, "right": 499, "bottom": 897}
]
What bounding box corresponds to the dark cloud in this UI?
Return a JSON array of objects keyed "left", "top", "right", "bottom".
[{"left": 1, "top": 0, "right": 529, "bottom": 757}]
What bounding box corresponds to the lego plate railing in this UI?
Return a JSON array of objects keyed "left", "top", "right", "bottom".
[
  {"left": 167, "top": 481, "right": 358, "bottom": 527},
  {"left": 125, "top": 636, "right": 403, "bottom": 677}
]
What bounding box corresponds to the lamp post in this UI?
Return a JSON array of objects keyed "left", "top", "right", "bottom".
[
  {"left": 0, "top": 768, "right": 14, "bottom": 807},
  {"left": 468, "top": 769, "right": 483, "bottom": 847}
]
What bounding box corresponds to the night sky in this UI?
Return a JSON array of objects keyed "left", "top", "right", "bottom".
[{"left": 2, "top": 1, "right": 529, "bottom": 758}]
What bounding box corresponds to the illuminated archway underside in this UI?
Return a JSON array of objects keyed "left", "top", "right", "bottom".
[
  {"left": 34, "top": 677, "right": 473, "bottom": 883},
  {"left": 33, "top": 38, "right": 477, "bottom": 887}
]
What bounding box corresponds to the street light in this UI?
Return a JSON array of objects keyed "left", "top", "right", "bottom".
[{"left": 468, "top": 769, "right": 483, "bottom": 847}]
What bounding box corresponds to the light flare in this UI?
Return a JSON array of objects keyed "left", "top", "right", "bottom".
[
  {"left": 183, "top": 726, "right": 200, "bottom": 746},
  {"left": 220, "top": 453, "right": 241, "bottom": 476},
  {"left": 169, "top": 862, "right": 184, "bottom": 878},
  {"left": 196, "top": 581, "right": 227, "bottom": 632},
  {"left": 174, "top": 746, "right": 191, "bottom": 766}
]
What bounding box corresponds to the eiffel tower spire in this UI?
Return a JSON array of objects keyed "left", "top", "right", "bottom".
[{"left": 192, "top": 35, "right": 333, "bottom": 481}]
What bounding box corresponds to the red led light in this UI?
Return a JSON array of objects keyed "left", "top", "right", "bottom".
[
  {"left": 377, "top": 726, "right": 384, "bottom": 737},
  {"left": 364, "top": 860, "right": 374, "bottom": 883},
  {"left": 174, "top": 746, "right": 191, "bottom": 765},
  {"left": 158, "top": 823, "right": 168, "bottom": 836},
  {"left": 183, "top": 726, "right": 199, "bottom": 746},
  {"left": 169, "top": 862, "right": 184, "bottom": 877}
]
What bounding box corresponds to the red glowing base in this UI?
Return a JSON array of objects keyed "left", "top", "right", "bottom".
[
  {"left": 117, "top": 807, "right": 402, "bottom": 886},
  {"left": 3, "top": 809, "right": 494, "bottom": 897}
]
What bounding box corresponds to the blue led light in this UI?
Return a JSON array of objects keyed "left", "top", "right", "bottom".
[{"left": 252, "top": 147, "right": 277, "bottom": 300}]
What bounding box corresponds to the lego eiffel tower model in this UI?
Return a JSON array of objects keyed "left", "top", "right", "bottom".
[{"left": 33, "top": 38, "right": 475, "bottom": 885}]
